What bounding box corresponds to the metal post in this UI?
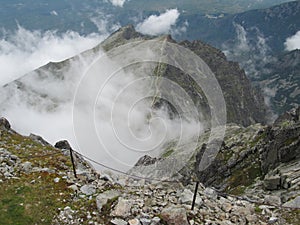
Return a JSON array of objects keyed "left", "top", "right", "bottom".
[
  {"left": 69, "top": 149, "right": 77, "bottom": 179},
  {"left": 191, "top": 181, "right": 199, "bottom": 210}
]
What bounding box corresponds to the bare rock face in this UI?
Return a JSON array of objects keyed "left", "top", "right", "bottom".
[{"left": 261, "top": 106, "right": 300, "bottom": 175}]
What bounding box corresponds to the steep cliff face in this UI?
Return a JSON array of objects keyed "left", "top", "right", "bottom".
[{"left": 178, "top": 40, "right": 266, "bottom": 126}]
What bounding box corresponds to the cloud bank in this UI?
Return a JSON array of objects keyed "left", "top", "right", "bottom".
[
  {"left": 0, "top": 25, "right": 107, "bottom": 86},
  {"left": 136, "top": 9, "right": 180, "bottom": 36},
  {"left": 285, "top": 30, "right": 300, "bottom": 51}
]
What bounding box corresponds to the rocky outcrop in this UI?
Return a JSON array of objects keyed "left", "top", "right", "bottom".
[
  {"left": 29, "top": 133, "right": 51, "bottom": 146},
  {"left": 55, "top": 140, "right": 72, "bottom": 150},
  {"left": 261, "top": 123, "right": 300, "bottom": 175},
  {"left": 0, "top": 117, "right": 11, "bottom": 130},
  {"left": 163, "top": 107, "right": 300, "bottom": 209}
]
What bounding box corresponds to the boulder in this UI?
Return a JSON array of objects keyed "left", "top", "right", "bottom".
[
  {"left": 161, "top": 206, "right": 189, "bottom": 225},
  {"left": 55, "top": 140, "right": 72, "bottom": 150},
  {"left": 111, "top": 198, "right": 132, "bottom": 217},
  {"left": 80, "top": 184, "right": 96, "bottom": 196},
  {"left": 96, "top": 190, "right": 120, "bottom": 212},
  {"left": 178, "top": 189, "right": 202, "bottom": 206},
  {"left": 264, "top": 175, "right": 281, "bottom": 190},
  {"left": 283, "top": 196, "right": 300, "bottom": 209},
  {"left": 0, "top": 117, "right": 10, "bottom": 130},
  {"left": 20, "top": 161, "right": 32, "bottom": 173}
]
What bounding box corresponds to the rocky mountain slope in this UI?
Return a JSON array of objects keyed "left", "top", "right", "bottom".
[
  {"left": 0, "top": 109, "right": 299, "bottom": 224},
  {"left": 0, "top": 26, "right": 298, "bottom": 224},
  {"left": 153, "top": 107, "right": 300, "bottom": 212}
]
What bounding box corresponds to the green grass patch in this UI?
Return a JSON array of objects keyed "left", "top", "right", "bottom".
[{"left": 0, "top": 173, "right": 72, "bottom": 225}]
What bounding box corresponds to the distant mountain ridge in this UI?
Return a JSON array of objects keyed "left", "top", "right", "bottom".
[{"left": 179, "top": 0, "right": 300, "bottom": 53}]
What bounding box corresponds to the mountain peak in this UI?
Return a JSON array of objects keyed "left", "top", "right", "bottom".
[{"left": 101, "top": 25, "right": 146, "bottom": 51}]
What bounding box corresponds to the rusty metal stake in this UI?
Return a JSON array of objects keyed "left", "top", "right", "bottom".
[{"left": 70, "top": 149, "right": 77, "bottom": 179}]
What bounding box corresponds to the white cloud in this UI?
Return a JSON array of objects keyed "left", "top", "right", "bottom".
[
  {"left": 50, "top": 10, "right": 58, "bottom": 16},
  {"left": 0, "top": 49, "right": 201, "bottom": 172},
  {"left": 136, "top": 9, "right": 180, "bottom": 36},
  {"left": 285, "top": 30, "right": 300, "bottom": 51},
  {"left": 0, "top": 25, "right": 108, "bottom": 86},
  {"left": 109, "top": 0, "right": 126, "bottom": 7}
]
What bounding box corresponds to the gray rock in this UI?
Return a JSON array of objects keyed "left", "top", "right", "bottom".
[
  {"left": 264, "top": 195, "right": 281, "bottom": 206},
  {"left": 283, "top": 196, "right": 300, "bottom": 209},
  {"left": 10, "top": 155, "right": 18, "bottom": 160},
  {"left": 140, "top": 218, "right": 151, "bottom": 225},
  {"left": 161, "top": 206, "right": 189, "bottom": 225},
  {"left": 268, "top": 217, "right": 278, "bottom": 224},
  {"left": 0, "top": 117, "right": 11, "bottom": 130},
  {"left": 29, "top": 133, "right": 51, "bottom": 146},
  {"left": 203, "top": 187, "right": 218, "bottom": 199},
  {"left": 111, "top": 218, "right": 127, "bottom": 225},
  {"left": 128, "top": 218, "right": 141, "bottom": 225},
  {"left": 178, "top": 189, "right": 202, "bottom": 206},
  {"left": 100, "top": 173, "right": 114, "bottom": 183},
  {"left": 80, "top": 184, "right": 96, "bottom": 196},
  {"left": 264, "top": 175, "right": 281, "bottom": 190},
  {"left": 96, "top": 190, "right": 120, "bottom": 212},
  {"left": 55, "top": 140, "right": 72, "bottom": 150},
  {"left": 150, "top": 217, "right": 161, "bottom": 225},
  {"left": 20, "top": 161, "right": 32, "bottom": 173},
  {"left": 4, "top": 171, "right": 12, "bottom": 177},
  {"left": 111, "top": 198, "right": 132, "bottom": 217}
]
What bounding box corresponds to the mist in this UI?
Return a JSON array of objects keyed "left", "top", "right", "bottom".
[
  {"left": 0, "top": 25, "right": 107, "bottom": 86},
  {"left": 0, "top": 28, "right": 202, "bottom": 173},
  {"left": 222, "top": 23, "right": 275, "bottom": 78}
]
